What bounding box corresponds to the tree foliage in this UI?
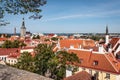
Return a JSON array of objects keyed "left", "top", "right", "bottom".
[
  {"left": 0, "top": 0, "right": 46, "bottom": 18},
  {"left": 34, "top": 44, "right": 54, "bottom": 75},
  {"left": 0, "top": 0, "right": 46, "bottom": 26},
  {"left": 14, "top": 44, "right": 79, "bottom": 80},
  {"left": 1, "top": 40, "right": 26, "bottom": 48},
  {"left": 15, "top": 52, "right": 36, "bottom": 72},
  {"left": 34, "top": 44, "right": 79, "bottom": 80},
  {"left": 32, "top": 35, "right": 40, "bottom": 39},
  {"left": 51, "top": 37, "right": 58, "bottom": 41},
  {"left": 48, "top": 51, "right": 79, "bottom": 80}
]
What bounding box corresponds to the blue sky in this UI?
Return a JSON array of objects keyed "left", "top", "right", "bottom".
[{"left": 0, "top": 0, "right": 120, "bottom": 33}]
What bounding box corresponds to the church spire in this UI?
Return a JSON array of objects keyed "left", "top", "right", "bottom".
[
  {"left": 21, "top": 18, "right": 26, "bottom": 29},
  {"left": 20, "top": 18, "right": 26, "bottom": 37},
  {"left": 106, "top": 25, "right": 108, "bottom": 35}
]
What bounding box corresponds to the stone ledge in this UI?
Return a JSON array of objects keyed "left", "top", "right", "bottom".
[{"left": 0, "top": 64, "right": 53, "bottom": 80}]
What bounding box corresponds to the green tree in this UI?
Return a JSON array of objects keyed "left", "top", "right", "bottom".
[
  {"left": 90, "top": 36, "right": 101, "bottom": 41},
  {"left": 15, "top": 52, "right": 36, "bottom": 72},
  {"left": 13, "top": 44, "right": 79, "bottom": 80},
  {"left": 19, "top": 42, "right": 27, "bottom": 48},
  {"left": 34, "top": 44, "right": 54, "bottom": 76},
  {"left": 0, "top": 0, "right": 46, "bottom": 26},
  {"left": 0, "top": 0, "right": 46, "bottom": 18},
  {"left": 1, "top": 40, "right": 26, "bottom": 48},
  {"left": 2, "top": 40, "right": 12, "bottom": 48},
  {"left": 51, "top": 37, "right": 58, "bottom": 41},
  {"left": 32, "top": 35, "right": 40, "bottom": 39},
  {"left": 48, "top": 51, "right": 79, "bottom": 80},
  {"left": 11, "top": 40, "right": 20, "bottom": 48}
]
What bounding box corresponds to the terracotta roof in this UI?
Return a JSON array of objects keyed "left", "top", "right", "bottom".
[
  {"left": 64, "top": 71, "right": 91, "bottom": 80},
  {"left": 0, "top": 38, "right": 7, "bottom": 41},
  {"left": 60, "top": 39, "right": 95, "bottom": 49},
  {"left": 68, "top": 49, "right": 120, "bottom": 74},
  {"left": 7, "top": 53, "right": 20, "bottom": 58},
  {"left": 21, "top": 47, "right": 35, "bottom": 50},
  {"left": 53, "top": 46, "right": 59, "bottom": 52},
  {"left": 83, "top": 46, "right": 98, "bottom": 51},
  {"left": 116, "top": 51, "right": 120, "bottom": 55},
  {"left": 0, "top": 48, "right": 20, "bottom": 56},
  {"left": 110, "top": 38, "right": 119, "bottom": 48},
  {"left": 30, "top": 51, "right": 35, "bottom": 57}
]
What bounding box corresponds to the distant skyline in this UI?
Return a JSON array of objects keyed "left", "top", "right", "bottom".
[{"left": 0, "top": 0, "right": 120, "bottom": 33}]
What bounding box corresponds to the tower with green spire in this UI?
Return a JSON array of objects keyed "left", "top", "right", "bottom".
[{"left": 20, "top": 18, "right": 26, "bottom": 37}]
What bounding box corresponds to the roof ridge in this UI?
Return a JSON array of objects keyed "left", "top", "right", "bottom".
[
  {"left": 104, "top": 54, "right": 119, "bottom": 73},
  {"left": 88, "top": 51, "right": 92, "bottom": 62}
]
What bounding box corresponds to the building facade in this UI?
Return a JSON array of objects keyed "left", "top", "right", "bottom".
[{"left": 20, "top": 18, "right": 26, "bottom": 37}]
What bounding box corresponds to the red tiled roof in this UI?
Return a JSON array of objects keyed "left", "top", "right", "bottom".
[
  {"left": 53, "top": 46, "right": 59, "bottom": 52},
  {"left": 110, "top": 38, "right": 119, "bottom": 48},
  {"left": 60, "top": 39, "right": 95, "bottom": 49},
  {"left": 64, "top": 71, "right": 91, "bottom": 80},
  {"left": 116, "top": 51, "right": 120, "bottom": 55},
  {"left": 7, "top": 53, "right": 20, "bottom": 58},
  {"left": 21, "top": 46, "right": 35, "bottom": 50},
  {"left": 0, "top": 48, "right": 20, "bottom": 56},
  {"left": 0, "top": 38, "right": 7, "bottom": 41},
  {"left": 68, "top": 49, "right": 120, "bottom": 74},
  {"left": 83, "top": 46, "right": 98, "bottom": 51}
]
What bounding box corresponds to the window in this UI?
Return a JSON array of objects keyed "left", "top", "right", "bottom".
[
  {"left": 79, "top": 59, "right": 83, "bottom": 63},
  {"left": 105, "top": 73, "right": 110, "bottom": 79},
  {"left": 93, "top": 61, "right": 98, "bottom": 65},
  {"left": 82, "top": 68, "right": 85, "bottom": 71},
  {"left": 4, "top": 57, "right": 6, "bottom": 61},
  {"left": 89, "top": 70, "right": 92, "bottom": 75},
  {"left": 94, "top": 71, "right": 99, "bottom": 80}
]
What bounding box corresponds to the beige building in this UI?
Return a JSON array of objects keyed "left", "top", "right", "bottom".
[
  {"left": 67, "top": 49, "right": 120, "bottom": 80},
  {"left": 55, "top": 36, "right": 120, "bottom": 80},
  {"left": 20, "top": 18, "right": 26, "bottom": 37}
]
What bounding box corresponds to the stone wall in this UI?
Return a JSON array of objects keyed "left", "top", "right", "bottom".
[{"left": 0, "top": 64, "right": 53, "bottom": 80}]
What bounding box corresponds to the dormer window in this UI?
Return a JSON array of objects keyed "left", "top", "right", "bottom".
[
  {"left": 79, "top": 59, "right": 83, "bottom": 63},
  {"left": 70, "top": 45, "right": 74, "bottom": 49},
  {"left": 93, "top": 61, "right": 98, "bottom": 65}
]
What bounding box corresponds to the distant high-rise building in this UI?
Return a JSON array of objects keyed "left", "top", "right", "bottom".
[
  {"left": 14, "top": 27, "right": 16, "bottom": 35},
  {"left": 20, "top": 18, "right": 26, "bottom": 37}
]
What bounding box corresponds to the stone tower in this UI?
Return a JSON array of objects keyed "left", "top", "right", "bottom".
[
  {"left": 20, "top": 18, "right": 26, "bottom": 37},
  {"left": 105, "top": 25, "right": 109, "bottom": 44}
]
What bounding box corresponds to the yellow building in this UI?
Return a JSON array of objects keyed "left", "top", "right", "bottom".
[{"left": 68, "top": 49, "right": 120, "bottom": 80}]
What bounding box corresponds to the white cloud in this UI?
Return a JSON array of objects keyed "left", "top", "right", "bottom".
[{"left": 41, "top": 9, "right": 120, "bottom": 22}]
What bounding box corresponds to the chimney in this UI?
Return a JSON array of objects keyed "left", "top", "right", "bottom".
[
  {"left": 66, "top": 66, "right": 73, "bottom": 77},
  {"left": 98, "top": 44, "right": 104, "bottom": 53},
  {"left": 70, "top": 45, "right": 74, "bottom": 49}
]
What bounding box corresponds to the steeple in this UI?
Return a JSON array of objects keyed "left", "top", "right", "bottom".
[
  {"left": 20, "top": 18, "right": 26, "bottom": 37},
  {"left": 21, "top": 18, "right": 26, "bottom": 29},
  {"left": 106, "top": 25, "right": 108, "bottom": 35}
]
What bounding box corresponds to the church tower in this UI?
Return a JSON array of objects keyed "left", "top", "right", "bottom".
[
  {"left": 105, "top": 25, "right": 109, "bottom": 45},
  {"left": 20, "top": 18, "right": 26, "bottom": 37}
]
